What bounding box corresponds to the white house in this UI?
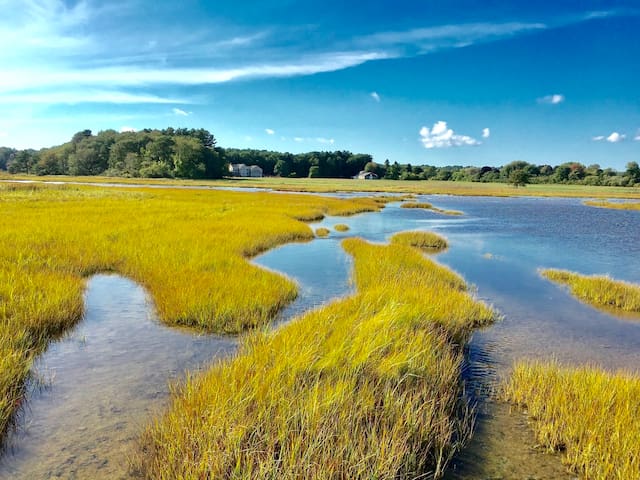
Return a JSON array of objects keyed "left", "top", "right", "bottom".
[
  {"left": 228, "top": 163, "right": 263, "bottom": 177},
  {"left": 356, "top": 171, "right": 378, "bottom": 180}
]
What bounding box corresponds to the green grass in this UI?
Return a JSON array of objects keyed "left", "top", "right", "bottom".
[
  {"left": 541, "top": 269, "right": 640, "bottom": 315},
  {"left": 0, "top": 183, "right": 381, "bottom": 442},
  {"left": 333, "top": 223, "right": 350, "bottom": 232},
  {"left": 390, "top": 231, "right": 448, "bottom": 253},
  {"left": 134, "top": 238, "right": 494, "bottom": 479},
  {"left": 5, "top": 173, "right": 640, "bottom": 199},
  {"left": 504, "top": 361, "right": 640, "bottom": 479},
  {"left": 584, "top": 200, "right": 640, "bottom": 211}
]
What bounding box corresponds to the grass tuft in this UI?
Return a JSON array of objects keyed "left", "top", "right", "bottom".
[
  {"left": 391, "top": 231, "right": 448, "bottom": 253},
  {"left": 541, "top": 269, "right": 640, "bottom": 315},
  {"left": 134, "top": 238, "right": 494, "bottom": 479},
  {"left": 504, "top": 361, "right": 640, "bottom": 480},
  {"left": 315, "top": 227, "right": 330, "bottom": 237},
  {"left": 333, "top": 223, "right": 350, "bottom": 232},
  {"left": 400, "top": 202, "right": 463, "bottom": 216}
]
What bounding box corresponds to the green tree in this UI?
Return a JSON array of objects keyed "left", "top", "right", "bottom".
[
  {"left": 625, "top": 161, "right": 640, "bottom": 185},
  {"left": 509, "top": 169, "right": 530, "bottom": 187},
  {"left": 173, "top": 136, "right": 206, "bottom": 178}
]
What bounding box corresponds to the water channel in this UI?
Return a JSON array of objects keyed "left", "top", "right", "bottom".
[{"left": 1, "top": 192, "right": 638, "bottom": 479}]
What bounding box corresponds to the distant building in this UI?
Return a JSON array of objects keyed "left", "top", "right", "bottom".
[
  {"left": 229, "top": 163, "right": 263, "bottom": 177},
  {"left": 356, "top": 171, "right": 378, "bottom": 180}
]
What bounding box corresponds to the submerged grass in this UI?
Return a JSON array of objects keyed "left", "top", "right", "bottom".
[
  {"left": 504, "top": 361, "right": 640, "bottom": 479},
  {"left": 541, "top": 269, "right": 640, "bottom": 315},
  {"left": 0, "top": 183, "right": 380, "bottom": 441},
  {"left": 134, "top": 238, "right": 494, "bottom": 479},
  {"left": 584, "top": 200, "right": 640, "bottom": 211},
  {"left": 391, "top": 231, "right": 448, "bottom": 253}
]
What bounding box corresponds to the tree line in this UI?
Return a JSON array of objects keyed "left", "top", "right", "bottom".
[{"left": 1, "top": 128, "right": 638, "bottom": 186}]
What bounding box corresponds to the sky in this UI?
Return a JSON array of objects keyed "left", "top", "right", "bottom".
[{"left": 1, "top": 0, "right": 639, "bottom": 169}]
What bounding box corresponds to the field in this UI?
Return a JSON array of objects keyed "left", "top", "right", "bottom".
[
  {"left": 4, "top": 173, "right": 640, "bottom": 198},
  {"left": 0, "top": 183, "right": 381, "bottom": 440},
  {"left": 504, "top": 361, "right": 640, "bottom": 479},
  {"left": 134, "top": 237, "right": 494, "bottom": 479}
]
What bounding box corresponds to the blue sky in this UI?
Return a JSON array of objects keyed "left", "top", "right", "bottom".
[{"left": 1, "top": 0, "right": 639, "bottom": 169}]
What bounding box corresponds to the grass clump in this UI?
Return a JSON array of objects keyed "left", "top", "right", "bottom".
[
  {"left": 134, "top": 238, "right": 494, "bottom": 479},
  {"left": 391, "top": 230, "right": 448, "bottom": 253},
  {"left": 541, "top": 269, "right": 640, "bottom": 315},
  {"left": 504, "top": 361, "right": 640, "bottom": 479},
  {"left": 315, "top": 227, "right": 330, "bottom": 237},
  {"left": 333, "top": 223, "right": 350, "bottom": 232},
  {"left": 584, "top": 200, "right": 640, "bottom": 211},
  {"left": 401, "top": 201, "right": 463, "bottom": 216},
  {"left": 0, "top": 184, "right": 380, "bottom": 441}
]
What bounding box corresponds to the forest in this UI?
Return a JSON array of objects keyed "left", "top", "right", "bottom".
[{"left": 1, "top": 128, "right": 639, "bottom": 186}]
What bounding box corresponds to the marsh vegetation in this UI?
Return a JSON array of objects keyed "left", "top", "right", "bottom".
[
  {"left": 0, "top": 183, "right": 380, "bottom": 440},
  {"left": 504, "top": 361, "right": 640, "bottom": 480},
  {"left": 584, "top": 200, "right": 640, "bottom": 211},
  {"left": 390, "top": 231, "right": 448, "bottom": 253},
  {"left": 134, "top": 238, "right": 494, "bottom": 478},
  {"left": 541, "top": 269, "right": 640, "bottom": 315}
]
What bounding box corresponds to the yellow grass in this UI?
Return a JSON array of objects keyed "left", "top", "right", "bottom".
[
  {"left": 584, "top": 200, "right": 640, "bottom": 211},
  {"left": 5, "top": 174, "right": 640, "bottom": 199},
  {"left": 315, "top": 227, "right": 330, "bottom": 237},
  {"left": 400, "top": 201, "right": 463, "bottom": 216},
  {"left": 541, "top": 269, "right": 640, "bottom": 315},
  {"left": 0, "top": 182, "right": 380, "bottom": 439},
  {"left": 134, "top": 238, "right": 494, "bottom": 479},
  {"left": 504, "top": 361, "right": 640, "bottom": 479},
  {"left": 391, "top": 231, "right": 448, "bottom": 253},
  {"left": 333, "top": 223, "right": 350, "bottom": 232}
]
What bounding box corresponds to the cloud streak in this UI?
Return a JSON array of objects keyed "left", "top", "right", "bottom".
[
  {"left": 593, "top": 132, "right": 626, "bottom": 143},
  {"left": 538, "top": 94, "right": 565, "bottom": 104}
]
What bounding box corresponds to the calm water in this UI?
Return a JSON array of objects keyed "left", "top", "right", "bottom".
[{"left": 1, "top": 193, "right": 638, "bottom": 479}]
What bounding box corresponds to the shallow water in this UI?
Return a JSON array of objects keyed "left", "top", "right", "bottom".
[{"left": 1, "top": 194, "right": 638, "bottom": 479}]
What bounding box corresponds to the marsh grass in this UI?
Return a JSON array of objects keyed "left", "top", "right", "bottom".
[
  {"left": 315, "top": 227, "right": 330, "bottom": 237},
  {"left": 400, "top": 202, "right": 463, "bottom": 216},
  {"left": 333, "top": 223, "right": 350, "bottom": 232},
  {"left": 584, "top": 200, "right": 640, "bottom": 211},
  {"left": 134, "top": 238, "right": 494, "bottom": 479},
  {"left": 504, "top": 361, "right": 640, "bottom": 479},
  {"left": 0, "top": 184, "right": 380, "bottom": 441},
  {"left": 391, "top": 231, "right": 448, "bottom": 253},
  {"left": 541, "top": 269, "right": 640, "bottom": 315}
]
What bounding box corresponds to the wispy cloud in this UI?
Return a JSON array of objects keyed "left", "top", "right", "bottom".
[
  {"left": 419, "top": 121, "right": 481, "bottom": 148},
  {"left": 634, "top": 130, "right": 640, "bottom": 141},
  {"left": 291, "top": 136, "right": 335, "bottom": 145},
  {"left": 265, "top": 128, "right": 275, "bottom": 135},
  {"left": 482, "top": 127, "right": 490, "bottom": 138},
  {"left": 0, "top": 90, "right": 190, "bottom": 105},
  {"left": 593, "top": 132, "right": 626, "bottom": 143},
  {"left": 370, "top": 91, "right": 381, "bottom": 102},
  {"left": 172, "top": 107, "right": 189, "bottom": 116},
  {"left": 538, "top": 94, "right": 565, "bottom": 105}
]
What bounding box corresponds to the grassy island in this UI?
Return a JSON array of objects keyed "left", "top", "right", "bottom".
[
  {"left": 400, "top": 201, "right": 463, "bottom": 216},
  {"left": 584, "top": 200, "right": 640, "bottom": 211},
  {"left": 134, "top": 238, "right": 494, "bottom": 479},
  {"left": 391, "top": 231, "right": 448, "bottom": 253},
  {"left": 0, "top": 183, "right": 381, "bottom": 441},
  {"left": 541, "top": 269, "right": 640, "bottom": 315},
  {"left": 504, "top": 361, "right": 640, "bottom": 480}
]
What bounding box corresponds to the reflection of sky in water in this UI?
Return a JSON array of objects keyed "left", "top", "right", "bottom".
[{"left": 1, "top": 194, "right": 638, "bottom": 479}]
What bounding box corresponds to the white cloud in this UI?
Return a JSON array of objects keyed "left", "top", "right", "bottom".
[
  {"left": 537, "top": 94, "right": 565, "bottom": 105},
  {"left": 482, "top": 127, "right": 490, "bottom": 138},
  {"left": 316, "top": 137, "right": 335, "bottom": 145},
  {"left": 370, "top": 91, "right": 380, "bottom": 102},
  {"left": 419, "top": 121, "right": 481, "bottom": 149},
  {"left": 634, "top": 130, "right": 640, "bottom": 141},
  {"left": 293, "top": 137, "right": 304, "bottom": 142},
  {"left": 172, "top": 107, "right": 189, "bottom": 116},
  {"left": 290, "top": 136, "right": 335, "bottom": 145},
  {"left": 265, "top": 128, "right": 275, "bottom": 135},
  {"left": 607, "top": 132, "right": 625, "bottom": 143},
  {"left": 592, "top": 132, "right": 626, "bottom": 143},
  {"left": 0, "top": 90, "right": 190, "bottom": 105},
  {"left": 119, "top": 126, "right": 136, "bottom": 133}
]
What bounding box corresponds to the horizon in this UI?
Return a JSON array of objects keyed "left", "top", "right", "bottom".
[{"left": 1, "top": 1, "right": 639, "bottom": 169}]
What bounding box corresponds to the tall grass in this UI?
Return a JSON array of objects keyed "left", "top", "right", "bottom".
[
  {"left": 584, "top": 200, "right": 640, "bottom": 211},
  {"left": 333, "top": 223, "right": 350, "bottom": 232},
  {"left": 391, "top": 231, "right": 448, "bottom": 253},
  {"left": 504, "top": 361, "right": 640, "bottom": 479},
  {"left": 134, "top": 238, "right": 494, "bottom": 479},
  {"left": 541, "top": 269, "right": 640, "bottom": 315},
  {"left": 0, "top": 183, "right": 380, "bottom": 441}
]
